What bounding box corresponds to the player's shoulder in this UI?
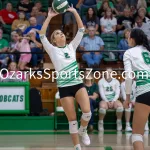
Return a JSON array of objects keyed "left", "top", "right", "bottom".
[
  {"left": 112, "top": 78, "right": 120, "bottom": 84},
  {"left": 125, "top": 46, "right": 142, "bottom": 54},
  {"left": 121, "top": 81, "right": 125, "bottom": 86},
  {"left": 98, "top": 78, "right": 105, "bottom": 84}
]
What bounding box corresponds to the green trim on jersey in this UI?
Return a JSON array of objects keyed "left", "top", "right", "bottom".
[
  {"left": 59, "top": 61, "right": 77, "bottom": 72},
  {"left": 57, "top": 61, "right": 83, "bottom": 87},
  {"left": 134, "top": 70, "right": 150, "bottom": 86},
  {"left": 106, "top": 92, "right": 115, "bottom": 101},
  {"left": 58, "top": 45, "right": 67, "bottom": 48}
]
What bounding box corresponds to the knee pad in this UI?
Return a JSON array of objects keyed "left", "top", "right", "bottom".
[
  {"left": 69, "top": 121, "right": 78, "bottom": 134},
  {"left": 99, "top": 108, "right": 106, "bottom": 114},
  {"left": 116, "top": 107, "right": 123, "bottom": 113},
  {"left": 132, "top": 134, "right": 143, "bottom": 144},
  {"left": 125, "top": 108, "right": 131, "bottom": 112},
  {"left": 81, "top": 111, "right": 92, "bottom": 122}
]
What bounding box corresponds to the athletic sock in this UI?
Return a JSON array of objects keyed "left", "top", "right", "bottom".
[
  {"left": 99, "top": 120, "right": 103, "bottom": 124},
  {"left": 126, "top": 122, "right": 130, "bottom": 126},
  {"left": 79, "top": 125, "right": 87, "bottom": 132},
  {"left": 117, "top": 119, "right": 121, "bottom": 123},
  {"left": 74, "top": 144, "right": 81, "bottom": 150}
]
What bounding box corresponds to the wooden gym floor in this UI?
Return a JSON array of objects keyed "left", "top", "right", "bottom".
[{"left": 0, "top": 131, "right": 149, "bottom": 150}]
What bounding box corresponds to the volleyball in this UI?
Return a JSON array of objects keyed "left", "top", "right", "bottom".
[{"left": 52, "top": 0, "right": 69, "bottom": 13}]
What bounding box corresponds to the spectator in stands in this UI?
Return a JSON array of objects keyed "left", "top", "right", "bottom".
[
  {"left": 30, "top": 7, "right": 45, "bottom": 26},
  {"left": 79, "top": 26, "right": 104, "bottom": 68},
  {"left": 114, "top": 0, "right": 126, "bottom": 16},
  {"left": 118, "top": 28, "right": 130, "bottom": 60},
  {"left": 28, "top": 29, "right": 43, "bottom": 70},
  {"left": 0, "top": 2, "right": 18, "bottom": 25},
  {"left": 137, "top": 0, "right": 147, "bottom": 9},
  {"left": 34, "top": 1, "right": 47, "bottom": 17},
  {"left": 98, "top": 67, "right": 123, "bottom": 131},
  {"left": 134, "top": 16, "right": 150, "bottom": 41},
  {"left": 98, "top": 0, "right": 111, "bottom": 18},
  {"left": 12, "top": 11, "right": 30, "bottom": 32},
  {"left": 117, "top": 8, "right": 134, "bottom": 35},
  {"left": 3, "top": 61, "right": 28, "bottom": 82},
  {"left": 83, "top": 7, "right": 99, "bottom": 34},
  {"left": 98, "top": 0, "right": 117, "bottom": 18},
  {"left": 17, "top": 0, "right": 34, "bottom": 19},
  {"left": 76, "top": 0, "right": 97, "bottom": 13},
  {"left": 136, "top": 7, "right": 150, "bottom": 23},
  {"left": 100, "top": 8, "right": 117, "bottom": 34},
  {"left": 125, "top": 0, "right": 137, "bottom": 7},
  {"left": 9, "top": 31, "right": 21, "bottom": 62},
  {"left": 0, "top": 29, "right": 9, "bottom": 68},
  {"left": 23, "top": 17, "right": 42, "bottom": 40},
  {"left": 130, "top": 5, "right": 137, "bottom": 16},
  {"left": 84, "top": 70, "right": 99, "bottom": 132},
  {"left": 14, "top": 29, "right": 31, "bottom": 70}
]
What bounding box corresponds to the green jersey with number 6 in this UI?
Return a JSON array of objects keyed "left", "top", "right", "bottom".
[{"left": 123, "top": 45, "right": 150, "bottom": 97}]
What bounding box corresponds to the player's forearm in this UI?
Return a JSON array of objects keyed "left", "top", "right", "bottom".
[
  {"left": 39, "top": 16, "right": 52, "bottom": 35},
  {"left": 100, "top": 91, "right": 108, "bottom": 102},
  {"left": 72, "top": 10, "right": 84, "bottom": 29},
  {"left": 113, "top": 90, "right": 120, "bottom": 101},
  {"left": 113, "top": 95, "right": 119, "bottom": 102}
]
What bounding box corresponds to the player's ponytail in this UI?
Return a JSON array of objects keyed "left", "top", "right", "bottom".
[
  {"left": 142, "top": 35, "right": 150, "bottom": 52},
  {"left": 130, "top": 29, "right": 150, "bottom": 52}
]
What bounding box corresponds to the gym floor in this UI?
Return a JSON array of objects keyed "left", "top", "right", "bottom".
[{"left": 0, "top": 131, "right": 149, "bottom": 150}]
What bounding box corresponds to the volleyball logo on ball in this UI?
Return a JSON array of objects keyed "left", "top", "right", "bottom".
[{"left": 52, "top": 0, "right": 69, "bottom": 13}]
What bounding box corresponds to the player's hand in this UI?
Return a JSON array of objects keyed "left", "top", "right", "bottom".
[
  {"left": 108, "top": 101, "right": 113, "bottom": 109},
  {"left": 124, "top": 100, "right": 130, "bottom": 109},
  {"left": 131, "top": 101, "right": 135, "bottom": 107},
  {"left": 48, "top": 8, "right": 59, "bottom": 18},
  {"left": 67, "top": 4, "right": 76, "bottom": 13}
]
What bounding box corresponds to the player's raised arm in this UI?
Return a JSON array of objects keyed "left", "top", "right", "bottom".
[
  {"left": 67, "top": 6, "right": 85, "bottom": 50},
  {"left": 39, "top": 8, "right": 58, "bottom": 54},
  {"left": 39, "top": 8, "right": 58, "bottom": 35},
  {"left": 67, "top": 6, "right": 84, "bottom": 29}
]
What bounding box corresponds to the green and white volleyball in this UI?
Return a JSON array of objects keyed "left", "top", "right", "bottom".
[{"left": 52, "top": 0, "right": 69, "bottom": 13}]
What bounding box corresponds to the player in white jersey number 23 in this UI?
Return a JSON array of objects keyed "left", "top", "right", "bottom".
[
  {"left": 123, "top": 29, "right": 150, "bottom": 150},
  {"left": 39, "top": 6, "right": 91, "bottom": 150}
]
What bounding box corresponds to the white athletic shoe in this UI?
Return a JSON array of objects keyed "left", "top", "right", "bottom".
[
  {"left": 78, "top": 129, "right": 90, "bottom": 146},
  {"left": 98, "top": 122, "right": 104, "bottom": 131},
  {"left": 125, "top": 125, "right": 132, "bottom": 132},
  {"left": 117, "top": 121, "right": 122, "bottom": 131},
  {"left": 145, "top": 122, "right": 149, "bottom": 131}
]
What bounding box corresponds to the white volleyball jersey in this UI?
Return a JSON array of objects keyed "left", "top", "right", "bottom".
[
  {"left": 39, "top": 28, "right": 85, "bottom": 87},
  {"left": 98, "top": 78, "right": 120, "bottom": 102},
  {"left": 123, "top": 45, "right": 150, "bottom": 97},
  {"left": 121, "top": 81, "right": 136, "bottom": 101}
]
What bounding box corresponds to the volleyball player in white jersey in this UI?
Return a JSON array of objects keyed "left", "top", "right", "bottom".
[
  {"left": 124, "top": 29, "right": 150, "bottom": 150},
  {"left": 98, "top": 67, "right": 123, "bottom": 131},
  {"left": 121, "top": 80, "right": 149, "bottom": 132},
  {"left": 39, "top": 7, "right": 91, "bottom": 150}
]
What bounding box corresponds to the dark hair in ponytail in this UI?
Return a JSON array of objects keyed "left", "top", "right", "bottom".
[{"left": 130, "top": 29, "right": 150, "bottom": 52}]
